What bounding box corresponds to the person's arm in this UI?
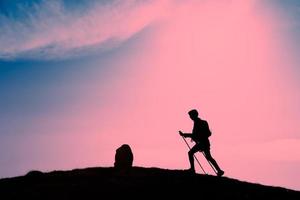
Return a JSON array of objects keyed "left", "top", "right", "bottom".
[{"left": 179, "top": 131, "right": 192, "bottom": 138}]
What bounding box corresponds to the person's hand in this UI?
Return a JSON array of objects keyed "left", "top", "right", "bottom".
[{"left": 179, "top": 131, "right": 184, "bottom": 136}]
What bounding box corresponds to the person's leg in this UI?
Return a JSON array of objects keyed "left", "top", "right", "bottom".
[
  {"left": 203, "top": 149, "right": 224, "bottom": 176},
  {"left": 188, "top": 144, "right": 201, "bottom": 171}
]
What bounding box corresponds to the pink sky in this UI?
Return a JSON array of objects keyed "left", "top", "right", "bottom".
[{"left": 1, "top": 0, "right": 299, "bottom": 191}]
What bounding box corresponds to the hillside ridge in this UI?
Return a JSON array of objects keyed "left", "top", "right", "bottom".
[{"left": 0, "top": 166, "right": 299, "bottom": 199}]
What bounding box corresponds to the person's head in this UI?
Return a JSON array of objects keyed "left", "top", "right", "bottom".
[{"left": 188, "top": 109, "right": 199, "bottom": 121}]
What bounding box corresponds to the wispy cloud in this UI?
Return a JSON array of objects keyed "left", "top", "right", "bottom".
[{"left": 0, "top": 0, "right": 169, "bottom": 60}]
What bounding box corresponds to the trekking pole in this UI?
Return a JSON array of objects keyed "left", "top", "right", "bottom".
[
  {"left": 201, "top": 152, "right": 218, "bottom": 175},
  {"left": 180, "top": 136, "right": 207, "bottom": 175}
]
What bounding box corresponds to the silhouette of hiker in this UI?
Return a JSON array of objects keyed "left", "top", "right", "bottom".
[{"left": 179, "top": 109, "right": 224, "bottom": 176}]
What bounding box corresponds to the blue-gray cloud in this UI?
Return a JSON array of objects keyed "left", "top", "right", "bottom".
[{"left": 0, "top": 0, "right": 166, "bottom": 60}]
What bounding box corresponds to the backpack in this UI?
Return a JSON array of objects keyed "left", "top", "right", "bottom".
[
  {"left": 203, "top": 121, "right": 211, "bottom": 137},
  {"left": 201, "top": 120, "right": 212, "bottom": 138}
]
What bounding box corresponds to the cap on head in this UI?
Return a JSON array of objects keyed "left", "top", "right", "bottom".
[{"left": 188, "top": 109, "right": 198, "bottom": 118}]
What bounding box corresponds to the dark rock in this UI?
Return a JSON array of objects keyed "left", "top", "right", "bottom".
[{"left": 114, "top": 144, "right": 133, "bottom": 171}]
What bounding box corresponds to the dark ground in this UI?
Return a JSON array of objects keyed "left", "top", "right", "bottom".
[{"left": 0, "top": 167, "right": 299, "bottom": 199}]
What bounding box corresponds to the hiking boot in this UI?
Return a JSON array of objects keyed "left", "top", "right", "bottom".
[
  {"left": 186, "top": 168, "right": 196, "bottom": 174},
  {"left": 217, "top": 170, "right": 224, "bottom": 177}
]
